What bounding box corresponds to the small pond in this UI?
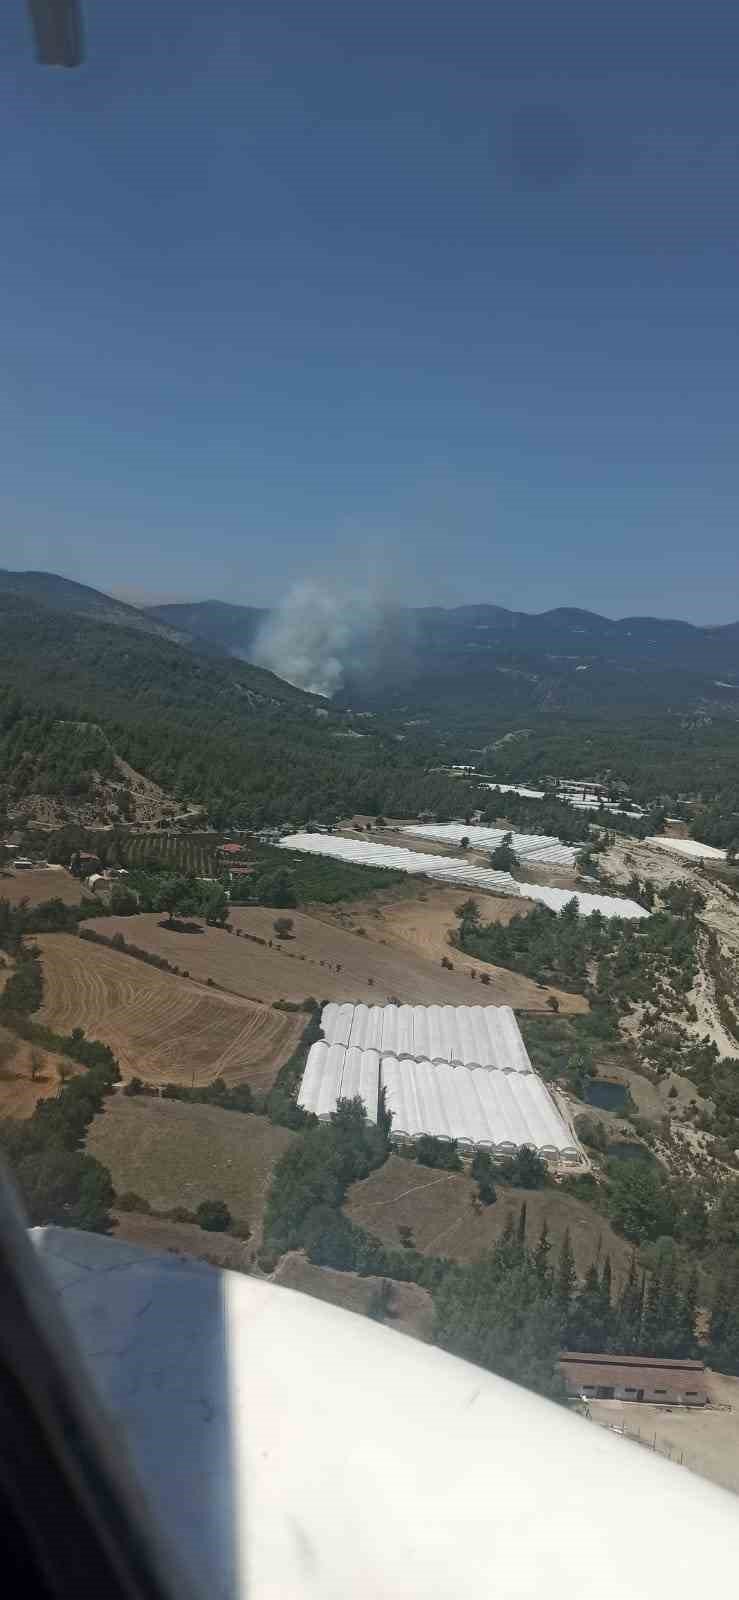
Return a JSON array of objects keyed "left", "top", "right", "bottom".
[
  {"left": 606, "top": 1140, "right": 654, "bottom": 1164},
  {"left": 584, "top": 1079, "right": 629, "bottom": 1112}
]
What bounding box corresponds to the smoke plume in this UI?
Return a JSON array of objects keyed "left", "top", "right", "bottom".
[{"left": 251, "top": 579, "right": 401, "bottom": 697}]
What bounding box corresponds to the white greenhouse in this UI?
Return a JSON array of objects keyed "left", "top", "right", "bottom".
[
  {"left": 297, "top": 1003, "right": 580, "bottom": 1160},
  {"left": 319, "top": 1002, "right": 533, "bottom": 1072},
  {"left": 403, "top": 822, "right": 579, "bottom": 869},
  {"left": 279, "top": 832, "right": 649, "bottom": 919}
]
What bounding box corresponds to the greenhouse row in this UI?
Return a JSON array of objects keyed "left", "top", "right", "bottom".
[
  {"left": 279, "top": 833, "right": 648, "bottom": 919},
  {"left": 297, "top": 1039, "right": 578, "bottom": 1159},
  {"left": 403, "top": 822, "right": 579, "bottom": 868},
  {"left": 319, "top": 1002, "right": 533, "bottom": 1072}
]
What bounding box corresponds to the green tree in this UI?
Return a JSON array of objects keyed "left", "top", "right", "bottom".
[
  {"left": 490, "top": 832, "right": 518, "bottom": 872},
  {"left": 195, "top": 1199, "right": 232, "bottom": 1232},
  {"left": 607, "top": 1162, "right": 676, "bottom": 1244},
  {"left": 155, "top": 874, "right": 199, "bottom": 925},
  {"left": 615, "top": 1252, "right": 643, "bottom": 1352},
  {"left": 533, "top": 1219, "right": 551, "bottom": 1284},
  {"left": 255, "top": 869, "right": 297, "bottom": 908},
  {"left": 15, "top": 1148, "right": 114, "bottom": 1232},
  {"left": 202, "top": 884, "right": 228, "bottom": 926},
  {"left": 556, "top": 1227, "right": 576, "bottom": 1319}
]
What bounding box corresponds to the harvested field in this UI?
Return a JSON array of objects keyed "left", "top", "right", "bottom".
[
  {"left": 305, "top": 886, "right": 587, "bottom": 1015},
  {"left": 273, "top": 1252, "right": 434, "bottom": 1342},
  {"left": 0, "top": 1023, "right": 81, "bottom": 1119},
  {"left": 345, "top": 1154, "right": 631, "bottom": 1279},
  {"left": 35, "top": 933, "right": 301, "bottom": 1090},
  {"left": 86, "top": 901, "right": 582, "bottom": 1013},
  {"left": 0, "top": 867, "right": 84, "bottom": 906},
  {"left": 87, "top": 1095, "right": 295, "bottom": 1245}
]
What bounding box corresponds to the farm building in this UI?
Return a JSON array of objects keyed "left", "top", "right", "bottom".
[
  {"left": 297, "top": 1003, "right": 580, "bottom": 1160},
  {"left": 279, "top": 832, "right": 649, "bottom": 920},
  {"left": 559, "top": 1353, "right": 708, "bottom": 1406}
]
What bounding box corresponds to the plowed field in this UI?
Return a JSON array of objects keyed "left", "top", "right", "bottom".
[{"left": 34, "top": 934, "right": 301, "bottom": 1090}]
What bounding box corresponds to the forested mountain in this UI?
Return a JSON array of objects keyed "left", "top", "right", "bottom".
[
  {"left": 0, "top": 569, "right": 187, "bottom": 644},
  {"left": 2, "top": 570, "right": 739, "bottom": 820},
  {"left": 146, "top": 599, "right": 267, "bottom": 657},
  {"left": 0, "top": 594, "right": 478, "bottom": 827}
]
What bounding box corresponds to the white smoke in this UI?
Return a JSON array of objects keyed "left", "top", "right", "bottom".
[{"left": 251, "top": 579, "right": 395, "bottom": 697}]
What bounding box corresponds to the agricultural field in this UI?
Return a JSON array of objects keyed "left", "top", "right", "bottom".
[
  {"left": 34, "top": 933, "right": 301, "bottom": 1090},
  {"left": 90, "top": 831, "right": 218, "bottom": 876},
  {"left": 87, "top": 902, "right": 577, "bottom": 1011},
  {"left": 272, "top": 1253, "right": 434, "bottom": 1342},
  {"left": 0, "top": 866, "right": 84, "bottom": 906},
  {"left": 87, "top": 1095, "right": 296, "bottom": 1246},
  {"left": 305, "top": 885, "right": 587, "bottom": 1014},
  {"left": 0, "top": 1022, "right": 81, "bottom": 1119},
  {"left": 345, "top": 1154, "right": 632, "bottom": 1280}
]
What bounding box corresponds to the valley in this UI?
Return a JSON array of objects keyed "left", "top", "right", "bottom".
[{"left": 0, "top": 564, "right": 737, "bottom": 1480}]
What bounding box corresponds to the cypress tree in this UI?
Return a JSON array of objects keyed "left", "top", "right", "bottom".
[
  {"left": 556, "top": 1227, "right": 577, "bottom": 1319},
  {"left": 516, "top": 1201, "right": 528, "bottom": 1249},
  {"left": 534, "top": 1218, "right": 551, "bottom": 1284}
]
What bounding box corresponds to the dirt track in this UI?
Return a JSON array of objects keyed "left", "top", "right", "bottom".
[
  {"left": 35, "top": 934, "right": 301, "bottom": 1090},
  {"left": 87, "top": 900, "right": 585, "bottom": 1013}
]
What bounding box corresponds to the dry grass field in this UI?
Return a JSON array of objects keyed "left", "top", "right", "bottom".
[
  {"left": 0, "top": 1022, "right": 82, "bottom": 1118},
  {"left": 306, "top": 885, "right": 587, "bottom": 1014},
  {"left": 87, "top": 1095, "right": 295, "bottom": 1244},
  {"left": 345, "top": 1154, "right": 631, "bottom": 1279},
  {"left": 112, "top": 1209, "right": 256, "bottom": 1273},
  {"left": 273, "top": 1252, "right": 434, "bottom": 1341},
  {"left": 35, "top": 933, "right": 302, "bottom": 1090},
  {"left": 0, "top": 867, "right": 84, "bottom": 906},
  {"left": 88, "top": 898, "right": 582, "bottom": 1013}
]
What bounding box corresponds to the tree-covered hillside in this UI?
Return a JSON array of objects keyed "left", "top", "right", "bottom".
[{"left": 0, "top": 597, "right": 480, "bottom": 827}]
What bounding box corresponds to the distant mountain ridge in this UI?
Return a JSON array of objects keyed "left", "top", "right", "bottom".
[
  {"left": 147, "top": 599, "right": 267, "bottom": 657},
  {"left": 145, "top": 596, "right": 739, "bottom": 676},
  {"left": 0, "top": 569, "right": 194, "bottom": 644}
]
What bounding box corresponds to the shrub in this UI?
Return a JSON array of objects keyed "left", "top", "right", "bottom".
[{"left": 196, "top": 1199, "right": 232, "bottom": 1232}]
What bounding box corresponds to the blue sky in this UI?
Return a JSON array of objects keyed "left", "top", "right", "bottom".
[{"left": 2, "top": 0, "right": 739, "bottom": 620}]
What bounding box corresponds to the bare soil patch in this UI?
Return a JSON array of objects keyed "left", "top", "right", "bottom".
[
  {"left": 346, "top": 1154, "right": 631, "bottom": 1280},
  {"left": 0, "top": 867, "right": 84, "bottom": 906},
  {"left": 35, "top": 933, "right": 301, "bottom": 1090},
  {"left": 273, "top": 1252, "right": 434, "bottom": 1342},
  {"left": 87, "top": 1095, "right": 295, "bottom": 1245}
]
